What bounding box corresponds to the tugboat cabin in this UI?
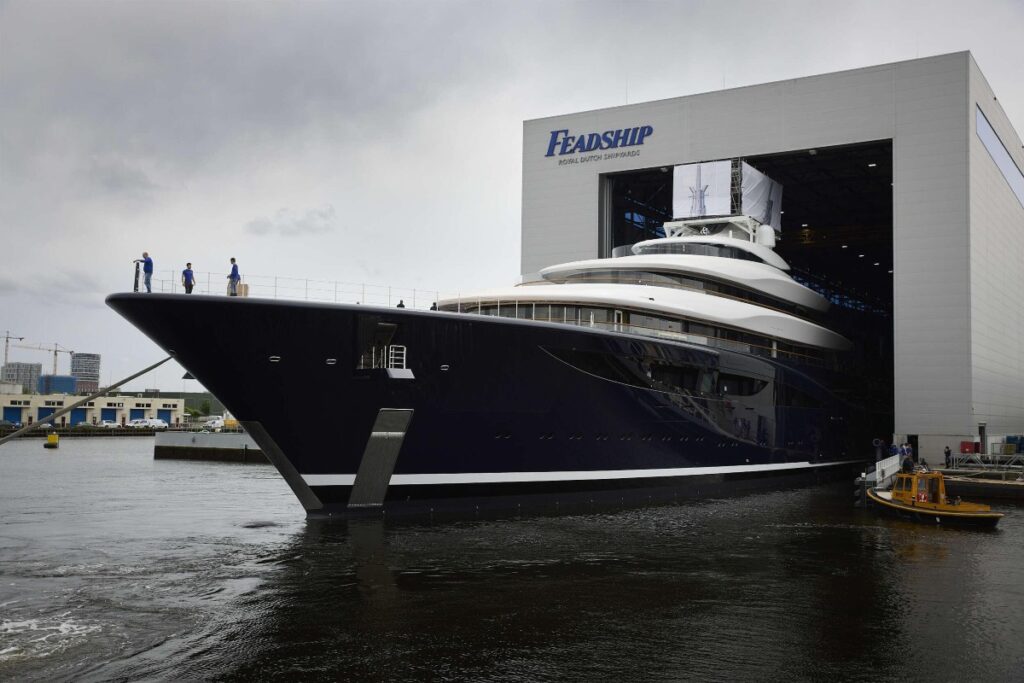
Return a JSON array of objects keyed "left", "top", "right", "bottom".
[{"left": 891, "top": 471, "right": 949, "bottom": 506}]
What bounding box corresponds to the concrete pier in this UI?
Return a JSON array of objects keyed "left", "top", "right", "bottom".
[
  {"left": 154, "top": 431, "right": 268, "bottom": 463},
  {"left": 939, "top": 470, "right": 1024, "bottom": 500}
]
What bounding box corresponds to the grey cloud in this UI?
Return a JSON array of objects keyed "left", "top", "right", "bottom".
[
  {"left": 89, "top": 155, "right": 158, "bottom": 197},
  {"left": 0, "top": 1, "right": 525, "bottom": 178},
  {"left": 245, "top": 205, "right": 338, "bottom": 237},
  {"left": 6, "top": 270, "right": 107, "bottom": 309}
]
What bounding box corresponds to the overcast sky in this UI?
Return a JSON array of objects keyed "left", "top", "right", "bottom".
[{"left": 2, "top": 0, "right": 1022, "bottom": 392}]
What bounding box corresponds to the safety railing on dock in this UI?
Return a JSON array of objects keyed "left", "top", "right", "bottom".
[{"left": 950, "top": 451, "right": 1024, "bottom": 470}]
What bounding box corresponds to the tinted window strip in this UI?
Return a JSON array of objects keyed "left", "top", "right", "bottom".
[{"left": 976, "top": 105, "right": 1024, "bottom": 209}]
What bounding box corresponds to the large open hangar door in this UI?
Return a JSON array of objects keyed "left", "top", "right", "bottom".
[
  {"left": 599, "top": 140, "right": 895, "bottom": 442},
  {"left": 746, "top": 140, "right": 894, "bottom": 441}
]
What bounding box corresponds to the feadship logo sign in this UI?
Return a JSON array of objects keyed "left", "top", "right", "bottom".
[{"left": 545, "top": 125, "right": 654, "bottom": 165}]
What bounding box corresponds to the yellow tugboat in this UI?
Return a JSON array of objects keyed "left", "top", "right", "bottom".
[{"left": 867, "top": 469, "right": 1004, "bottom": 528}]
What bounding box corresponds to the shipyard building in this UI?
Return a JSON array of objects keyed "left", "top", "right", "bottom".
[
  {"left": 521, "top": 52, "right": 1024, "bottom": 456},
  {"left": 0, "top": 393, "right": 184, "bottom": 427}
]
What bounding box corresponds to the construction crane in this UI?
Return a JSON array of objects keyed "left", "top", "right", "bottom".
[
  {"left": 11, "top": 342, "right": 75, "bottom": 375},
  {"left": 2, "top": 331, "right": 24, "bottom": 366}
]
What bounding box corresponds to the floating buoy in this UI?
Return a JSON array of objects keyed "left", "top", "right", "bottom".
[{"left": 43, "top": 433, "right": 59, "bottom": 449}]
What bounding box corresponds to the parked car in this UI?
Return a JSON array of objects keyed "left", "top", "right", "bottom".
[
  {"left": 99, "top": 420, "right": 120, "bottom": 429},
  {"left": 126, "top": 419, "right": 150, "bottom": 429},
  {"left": 0, "top": 419, "right": 20, "bottom": 429},
  {"left": 203, "top": 418, "right": 225, "bottom": 431},
  {"left": 147, "top": 418, "right": 169, "bottom": 431}
]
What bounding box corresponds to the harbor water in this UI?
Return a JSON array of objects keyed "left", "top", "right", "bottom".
[{"left": 1, "top": 438, "right": 1023, "bottom": 681}]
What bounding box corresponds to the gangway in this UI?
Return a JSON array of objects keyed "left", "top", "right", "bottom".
[{"left": 855, "top": 453, "right": 901, "bottom": 506}]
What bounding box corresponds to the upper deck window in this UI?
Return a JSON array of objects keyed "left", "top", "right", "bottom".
[{"left": 632, "top": 242, "right": 766, "bottom": 264}]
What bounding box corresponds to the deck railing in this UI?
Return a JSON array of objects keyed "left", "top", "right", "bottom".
[
  {"left": 141, "top": 269, "right": 461, "bottom": 311},
  {"left": 136, "top": 268, "right": 831, "bottom": 368}
]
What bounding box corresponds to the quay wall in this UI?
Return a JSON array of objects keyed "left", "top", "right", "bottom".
[{"left": 154, "top": 431, "right": 268, "bottom": 463}]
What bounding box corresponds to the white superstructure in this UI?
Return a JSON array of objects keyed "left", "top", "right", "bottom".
[{"left": 440, "top": 216, "right": 850, "bottom": 362}]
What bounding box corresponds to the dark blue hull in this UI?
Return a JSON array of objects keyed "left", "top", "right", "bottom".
[{"left": 107, "top": 294, "right": 867, "bottom": 516}]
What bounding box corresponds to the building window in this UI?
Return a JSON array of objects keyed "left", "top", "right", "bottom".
[{"left": 977, "top": 105, "right": 1024, "bottom": 208}]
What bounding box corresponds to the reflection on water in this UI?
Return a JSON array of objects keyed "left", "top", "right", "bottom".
[{"left": 1, "top": 438, "right": 1023, "bottom": 681}]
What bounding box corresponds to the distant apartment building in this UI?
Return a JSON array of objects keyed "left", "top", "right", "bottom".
[
  {"left": 37, "top": 374, "right": 77, "bottom": 394},
  {"left": 71, "top": 352, "right": 101, "bottom": 393},
  {"left": 1, "top": 362, "right": 42, "bottom": 394}
]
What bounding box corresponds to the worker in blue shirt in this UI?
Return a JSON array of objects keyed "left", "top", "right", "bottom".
[
  {"left": 182, "top": 262, "right": 196, "bottom": 294},
  {"left": 227, "top": 257, "right": 240, "bottom": 296},
  {"left": 134, "top": 251, "right": 154, "bottom": 293}
]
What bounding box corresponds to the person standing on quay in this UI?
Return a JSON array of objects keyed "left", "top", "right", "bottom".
[
  {"left": 182, "top": 262, "right": 196, "bottom": 294},
  {"left": 135, "top": 251, "right": 154, "bottom": 293},
  {"left": 227, "top": 257, "right": 240, "bottom": 296}
]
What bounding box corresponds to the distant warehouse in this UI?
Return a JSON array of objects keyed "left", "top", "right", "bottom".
[{"left": 0, "top": 393, "right": 184, "bottom": 427}]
